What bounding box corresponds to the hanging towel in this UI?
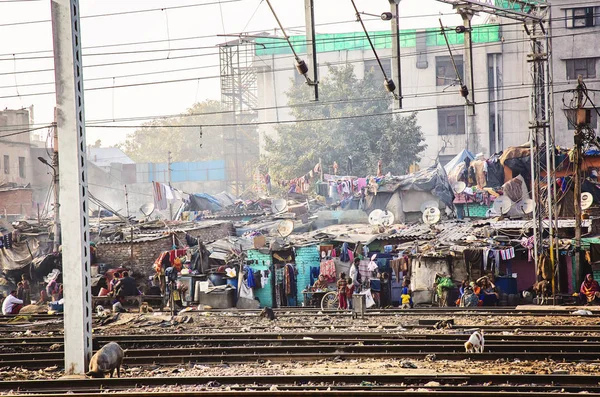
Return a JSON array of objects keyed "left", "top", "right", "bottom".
[
  {"left": 153, "top": 182, "right": 168, "bottom": 210},
  {"left": 247, "top": 267, "right": 256, "bottom": 288}
]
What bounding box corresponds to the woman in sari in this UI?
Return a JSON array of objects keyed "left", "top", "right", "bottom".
[{"left": 580, "top": 274, "right": 600, "bottom": 304}]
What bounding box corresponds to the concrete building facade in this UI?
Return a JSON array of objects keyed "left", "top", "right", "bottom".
[
  {"left": 253, "top": 22, "right": 540, "bottom": 168},
  {"left": 549, "top": 0, "right": 600, "bottom": 147}
]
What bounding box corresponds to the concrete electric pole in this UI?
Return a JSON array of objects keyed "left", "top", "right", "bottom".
[
  {"left": 389, "top": 0, "right": 402, "bottom": 109},
  {"left": 50, "top": 0, "right": 93, "bottom": 374},
  {"left": 574, "top": 76, "right": 585, "bottom": 286},
  {"left": 167, "top": 151, "right": 173, "bottom": 220},
  {"left": 304, "top": 0, "right": 319, "bottom": 101}
]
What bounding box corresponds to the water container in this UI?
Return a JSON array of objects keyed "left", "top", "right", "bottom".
[
  {"left": 507, "top": 294, "right": 518, "bottom": 306},
  {"left": 226, "top": 278, "right": 238, "bottom": 303},
  {"left": 208, "top": 273, "right": 227, "bottom": 286}
]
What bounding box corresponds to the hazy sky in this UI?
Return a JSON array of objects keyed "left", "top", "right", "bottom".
[{"left": 0, "top": 0, "right": 479, "bottom": 147}]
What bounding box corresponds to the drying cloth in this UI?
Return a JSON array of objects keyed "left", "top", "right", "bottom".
[
  {"left": 463, "top": 248, "right": 484, "bottom": 273},
  {"left": 537, "top": 254, "right": 552, "bottom": 280},
  {"left": 390, "top": 259, "right": 401, "bottom": 282},
  {"left": 153, "top": 182, "right": 168, "bottom": 210},
  {"left": 309, "top": 266, "right": 320, "bottom": 286},
  {"left": 502, "top": 174, "right": 527, "bottom": 203},
  {"left": 471, "top": 160, "right": 488, "bottom": 189},
  {"left": 320, "top": 260, "right": 336, "bottom": 283},
  {"left": 591, "top": 243, "right": 600, "bottom": 265},
  {"left": 500, "top": 247, "right": 515, "bottom": 260},
  {"left": 246, "top": 267, "right": 256, "bottom": 288}
]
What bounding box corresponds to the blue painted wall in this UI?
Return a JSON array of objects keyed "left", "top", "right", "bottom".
[
  {"left": 247, "top": 249, "right": 273, "bottom": 308},
  {"left": 137, "top": 160, "right": 226, "bottom": 182},
  {"left": 295, "top": 246, "right": 320, "bottom": 305}
]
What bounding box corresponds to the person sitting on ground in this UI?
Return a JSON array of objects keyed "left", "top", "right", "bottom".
[
  {"left": 147, "top": 277, "right": 163, "bottom": 296},
  {"left": 312, "top": 274, "right": 328, "bottom": 291},
  {"left": 112, "top": 296, "right": 127, "bottom": 313},
  {"left": 114, "top": 272, "right": 140, "bottom": 297},
  {"left": 109, "top": 273, "right": 121, "bottom": 296},
  {"left": 2, "top": 290, "right": 24, "bottom": 315},
  {"left": 459, "top": 285, "right": 480, "bottom": 307},
  {"left": 478, "top": 277, "right": 499, "bottom": 306},
  {"left": 337, "top": 272, "right": 348, "bottom": 310},
  {"left": 401, "top": 278, "right": 413, "bottom": 308},
  {"left": 580, "top": 273, "right": 600, "bottom": 305},
  {"left": 456, "top": 280, "right": 469, "bottom": 306}
]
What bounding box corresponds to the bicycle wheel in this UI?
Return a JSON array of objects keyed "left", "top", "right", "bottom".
[{"left": 321, "top": 291, "right": 339, "bottom": 310}]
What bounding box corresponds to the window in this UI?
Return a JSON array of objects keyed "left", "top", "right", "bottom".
[
  {"left": 415, "top": 31, "right": 428, "bottom": 69},
  {"left": 364, "top": 58, "right": 392, "bottom": 82},
  {"left": 438, "top": 107, "right": 465, "bottom": 135},
  {"left": 18, "top": 157, "right": 25, "bottom": 178},
  {"left": 566, "top": 109, "right": 598, "bottom": 130},
  {"left": 566, "top": 58, "right": 596, "bottom": 80},
  {"left": 436, "top": 56, "right": 463, "bottom": 86},
  {"left": 566, "top": 7, "right": 600, "bottom": 28},
  {"left": 3, "top": 155, "right": 8, "bottom": 174},
  {"left": 438, "top": 154, "right": 456, "bottom": 167}
]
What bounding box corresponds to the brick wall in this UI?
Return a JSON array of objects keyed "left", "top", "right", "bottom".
[
  {"left": 246, "top": 246, "right": 321, "bottom": 307},
  {"left": 96, "top": 221, "right": 234, "bottom": 281},
  {"left": 247, "top": 249, "right": 273, "bottom": 308},
  {"left": 295, "top": 246, "right": 320, "bottom": 305},
  {"left": 0, "top": 188, "right": 33, "bottom": 217}
]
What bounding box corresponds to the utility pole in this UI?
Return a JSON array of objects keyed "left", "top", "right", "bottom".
[
  {"left": 574, "top": 76, "right": 585, "bottom": 286},
  {"left": 167, "top": 151, "right": 173, "bottom": 220},
  {"left": 304, "top": 0, "right": 319, "bottom": 101},
  {"left": 51, "top": 0, "right": 92, "bottom": 374},
  {"left": 458, "top": 7, "right": 476, "bottom": 150},
  {"left": 389, "top": 0, "right": 402, "bottom": 109},
  {"left": 124, "top": 184, "right": 134, "bottom": 262},
  {"left": 51, "top": 117, "right": 60, "bottom": 252}
]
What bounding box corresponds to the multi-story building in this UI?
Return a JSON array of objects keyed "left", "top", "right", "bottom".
[
  {"left": 0, "top": 108, "right": 35, "bottom": 218},
  {"left": 254, "top": 22, "right": 537, "bottom": 168},
  {"left": 549, "top": 0, "right": 600, "bottom": 147}
]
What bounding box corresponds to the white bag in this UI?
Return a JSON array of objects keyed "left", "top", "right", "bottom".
[
  {"left": 239, "top": 282, "right": 254, "bottom": 300},
  {"left": 363, "top": 289, "right": 376, "bottom": 308}
]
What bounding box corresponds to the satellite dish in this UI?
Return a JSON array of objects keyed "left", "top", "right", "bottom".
[
  {"left": 453, "top": 181, "right": 466, "bottom": 194},
  {"left": 276, "top": 219, "right": 294, "bottom": 238},
  {"left": 420, "top": 200, "right": 439, "bottom": 213},
  {"left": 582, "top": 193, "right": 593, "bottom": 210},
  {"left": 422, "top": 207, "right": 441, "bottom": 225},
  {"left": 139, "top": 203, "right": 155, "bottom": 217},
  {"left": 368, "top": 209, "right": 383, "bottom": 225},
  {"left": 493, "top": 196, "right": 513, "bottom": 215},
  {"left": 517, "top": 198, "right": 535, "bottom": 214},
  {"left": 271, "top": 199, "right": 288, "bottom": 214},
  {"left": 380, "top": 210, "right": 395, "bottom": 226}
]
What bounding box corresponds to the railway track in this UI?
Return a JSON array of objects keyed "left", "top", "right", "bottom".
[
  {"left": 2, "top": 374, "right": 600, "bottom": 395},
  {"left": 2, "top": 331, "right": 600, "bottom": 368}
]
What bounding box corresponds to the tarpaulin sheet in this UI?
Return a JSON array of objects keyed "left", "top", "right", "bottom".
[
  {"left": 374, "top": 163, "right": 455, "bottom": 208},
  {"left": 444, "top": 149, "right": 474, "bottom": 174},
  {"left": 187, "top": 194, "right": 223, "bottom": 212},
  {"left": 0, "top": 238, "right": 39, "bottom": 271}
]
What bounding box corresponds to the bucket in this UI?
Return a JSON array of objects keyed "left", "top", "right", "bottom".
[{"left": 208, "top": 273, "right": 227, "bottom": 286}]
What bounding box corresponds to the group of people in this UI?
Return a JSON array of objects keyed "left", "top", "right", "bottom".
[
  {"left": 311, "top": 258, "right": 413, "bottom": 310},
  {"left": 2, "top": 270, "right": 63, "bottom": 315},
  {"left": 457, "top": 276, "right": 499, "bottom": 307}
]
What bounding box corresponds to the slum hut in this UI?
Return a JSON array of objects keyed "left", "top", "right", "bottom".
[{"left": 95, "top": 220, "right": 234, "bottom": 285}]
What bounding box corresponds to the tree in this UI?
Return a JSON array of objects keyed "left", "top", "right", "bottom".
[
  {"left": 92, "top": 139, "right": 102, "bottom": 148},
  {"left": 262, "top": 64, "right": 426, "bottom": 180},
  {"left": 119, "top": 100, "right": 229, "bottom": 163}
]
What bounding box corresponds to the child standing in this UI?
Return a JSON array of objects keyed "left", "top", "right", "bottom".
[
  {"left": 337, "top": 272, "right": 348, "bottom": 310},
  {"left": 346, "top": 277, "right": 355, "bottom": 310}
]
